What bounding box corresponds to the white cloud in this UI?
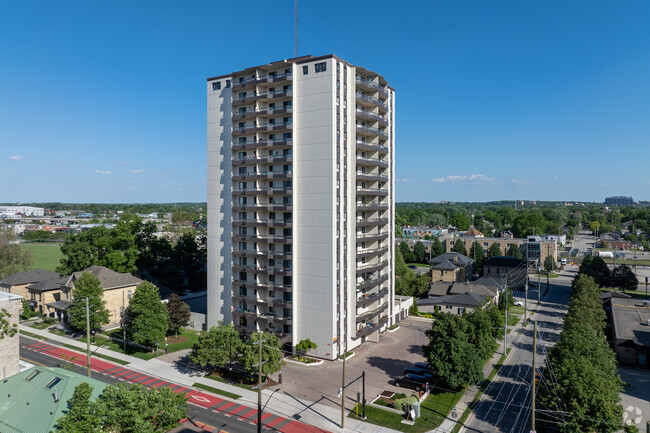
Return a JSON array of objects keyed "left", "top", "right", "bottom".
[
  {"left": 431, "top": 174, "right": 495, "bottom": 185},
  {"left": 396, "top": 178, "right": 417, "bottom": 183},
  {"left": 155, "top": 171, "right": 169, "bottom": 178},
  {"left": 93, "top": 170, "right": 112, "bottom": 175},
  {"left": 131, "top": 169, "right": 147, "bottom": 174},
  {"left": 9, "top": 155, "right": 22, "bottom": 161},
  {"left": 508, "top": 178, "right": 535, "bottom": 185}
]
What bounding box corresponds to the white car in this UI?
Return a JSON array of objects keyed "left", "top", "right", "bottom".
[{"left": 513, "top": 300, "right": 524, "bottom": 307}]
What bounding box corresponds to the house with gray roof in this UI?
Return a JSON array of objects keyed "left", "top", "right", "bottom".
[
  {"left": 428, "top": 252, "right": 474, "bottom": 282},
  {"left": 0, "top": 269, "right": 61, "bottom": 315},
  {"left": 417, "top": 292, "right": 491, "bottom": 316},
  {"left": 610, "top": 297, "right": 650, "bottom": 368}
]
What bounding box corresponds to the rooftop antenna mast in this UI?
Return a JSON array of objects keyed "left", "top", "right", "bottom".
[{"left": 294, "top": 0, "right": 298, "bottom": 57}]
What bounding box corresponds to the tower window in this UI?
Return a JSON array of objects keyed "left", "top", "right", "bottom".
[
  {"left": 303, "top": 65, "right": 308, "bottom": 75},
  {"left": 315, "top": 62, "right": 326, "bottom": 73}
]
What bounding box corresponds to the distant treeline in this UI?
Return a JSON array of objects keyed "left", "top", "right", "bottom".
[{"left": 1, "top": 202, "right": 206, "bottom": 215}]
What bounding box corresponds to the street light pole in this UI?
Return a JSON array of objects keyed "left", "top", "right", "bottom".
[{"left": 257, "top": 331, "right": 263, "bottom": 433}]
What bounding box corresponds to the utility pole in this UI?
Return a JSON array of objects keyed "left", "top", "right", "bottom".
[
  {"left": 362, "top": 370, "right": 366, "bottom": 419},
  {"left": 341, "top": 343, "right": 346, "bottom": 428},
  {"left": 532, "top": 320, "right": 537, "bottom": 432},
  {"left": 537, "top": 272, "right": 541, "bottom": 304},
  {"left": 85, "top": 297, "right": 91, "bottom": 378},
  {"left": 503, "top": 273, "right": 508, "bottom": 355},
  {"left": 524, "top": 278, "right": 528, "bottom": 322},
  {"left": 122, "top": 291, "right": 126, "bottom": 351},
  {"left": 257, "top": 331, "right": 263, "bottom": 433}
]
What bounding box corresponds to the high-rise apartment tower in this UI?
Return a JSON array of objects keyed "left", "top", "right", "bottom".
[{"left": 207, "top": 55, "right": 395, "bottom": 359}]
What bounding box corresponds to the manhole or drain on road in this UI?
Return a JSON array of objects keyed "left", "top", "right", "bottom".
[{"left": 380, "top": 390, "right": 394, "bottom": 398}]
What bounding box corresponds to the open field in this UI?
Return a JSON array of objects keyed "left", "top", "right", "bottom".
[{"left": 20, "top": 243, "right": 63, "bottom": 271}]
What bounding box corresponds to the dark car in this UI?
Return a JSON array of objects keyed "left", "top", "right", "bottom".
[
  {"left": 394, "top": 374, "right": 428, "bottom": 392},
  {"left": 403, "top": 367, "right": 433, "bottom": 381},
  {"left": 413, "top": 362, "right": 434, "bottom": 375}
]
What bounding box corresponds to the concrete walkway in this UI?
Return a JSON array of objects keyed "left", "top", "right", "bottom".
[{"left": 19, "top": 324, "right": 397, "bottom": 433}]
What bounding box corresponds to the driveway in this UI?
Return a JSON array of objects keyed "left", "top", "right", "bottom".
[{"left": 276, "top": 316, "right": 432, "bottom": 410}]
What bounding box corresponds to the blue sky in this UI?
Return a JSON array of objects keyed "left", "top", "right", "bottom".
[{"left": 1, "top": 1, "right": 649, "bottom": 203}]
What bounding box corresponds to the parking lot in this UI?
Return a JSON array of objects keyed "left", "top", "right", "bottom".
[{"left": 276, "top": 316, "right": 433, "bottom": 409}]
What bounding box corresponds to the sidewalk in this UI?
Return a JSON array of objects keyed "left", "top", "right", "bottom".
[{"left": 19, "top": 324, "right": 397, "bottom": 433}]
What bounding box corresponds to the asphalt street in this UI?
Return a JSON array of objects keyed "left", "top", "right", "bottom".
[{"left": 463, "top": 270, "right": 574, "bottom": 433}]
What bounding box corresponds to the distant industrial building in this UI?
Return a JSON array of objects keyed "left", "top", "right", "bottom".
[
  {"left": 0, "top": 206, "right": 44, "bottom": 218},
  {"left": 605, "top": 196, "right": 634, "bottom": 206}
]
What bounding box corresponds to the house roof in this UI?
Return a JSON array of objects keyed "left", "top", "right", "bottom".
[
  {"left": 428, "top": 281, "right": 453, "bottom": 297},
  {"left": 26, "top": 276, "right": 67, "bottom": 293},
  {"left": 428, "top": 252, "right": 474, "bottom": 268},
  {"left": 67, "top": 266, "right": 143, "bottom": 290},
  {"left": 0, "top": 269, "right": 61, "bottom": 287},
  {"left": 428, "top": 281, "right": 497, "bottom": 298},
  {"left": 484, "top": 256, "right": 526, "bottom": 269},
  {"left": 464, "top": 228, "right": 484, "bottom": 237},
  {"left": 473, "top": 276, "right": 502, "bottom": 288},
  {"left": 611, "top": 298, "right": 650, "bottom": 347},
  {"left": 45, "top": 300, "right": 72, "bottom": 310},
  {"left": 418, "top": 292, "right": 488, "bottom": 309},
  {"left": 430, "top": 260, "right": 459, "bottom": 271},
  {"left": 0, "top": 366, "right": 107, "bottom": 433}
]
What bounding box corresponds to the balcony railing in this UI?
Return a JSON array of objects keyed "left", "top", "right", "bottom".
[
  {"left": 231, "top": 155, "right": 293, "bottom": 165},
  {"left": 356, "top": 246, "right": 389, "bottom": 258},
  {"left": 356, "top": 172, "right": 389, "bottom": 182},
  {"left": 355, "top": 155, "right": 388, "bottom": 168},
  {"left": 355, "top": 92, "right": 388, "bottom": 111},
  {"left": 356, "top": 274, "right": 389, "bottom": 290},
  {"left": 356, "top": 287, "right": 389, "bottom": 307},
  {"left": 232, "top": 138, "right": 293, "bottom": 151},
  {"left": 356, "top": 77, "right": 389, "bottom": 97},
  {"left": 356, "top": 261, "right": 388, "bottom": 274},
  {"left": 356, "top": 303, "right": 388, "bottom": 323},
  {"left": 356, "top": 140, "right": 388, "bottom": 153},
  {"left": 356, "top": 188, "right": 389, "bottom": 197},
  {"left": 232, "top": 72, "right": 292, "bottom": 89},
  {"left": 232, "top": 171, "right": 292, "bottom": 180},
  {"left": 356, "top": 124, "right": 388, "bottom": 140},
  {"left": 356, "top": 218, "right": 389, "bottom": 227},
  {"left": 356, "top": 231, "right": 389, "bottom": 241}
]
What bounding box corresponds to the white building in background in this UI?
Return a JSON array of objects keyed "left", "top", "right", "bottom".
[
  {"left": 0, "top": 206, "right": 44, "bottom": 218},
  {"left": 207, "top": 55, "right": 397, "bottom": 359}
]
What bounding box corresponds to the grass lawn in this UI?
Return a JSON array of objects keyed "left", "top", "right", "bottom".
[
  {"left": 60, "top": 343, "right": 130, "bottom": 365},
  {"left": 601, "top": 288, "right": 650, "bottom": 299},
  {"left": 21, "top": 330, "right": 45, "bottom": 340},
  {"left": 49, "top": 329, "right": 67, "bottom": 336},
  {"left": 192, "top": 382, "right": 241, "bottom": 400},
  {"left": 349, "top": 388, "right": 463, "bottom": 432},
  {"left": 92, "top": 329, "right": 200, "bottom": 361},
  {"left": 20, "top": 243, "right": 63, "bottom": 271},
  {"left": 534, "top": 272, "right": 560, "bottom": 278},
  {"left": 30, "top": 322, "right": 51, "bottom": 330},
  {"left": 205, "top": 374, "right": 257, "bottom": 392},
  {"left": 603, "top": 258, "right": 650, "bottom": 267}
]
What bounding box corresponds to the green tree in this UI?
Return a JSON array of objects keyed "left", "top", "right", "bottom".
[
  {"left": 98, "top": 383, "right": 187, "bottom": 433},
  {"left": 487, "top": 243, "right": 502, "bottom": 259},
  {"left": 68, "top": 272, "right": 109, "bottom": 333},
  {"left": 577, "top": 255, "right": 611, "bottom": 287},
  {"left": 241, "top": 331, "right": 285, "bottom": 376},
  {"left": 126, "top": 281, "right": 168, "bottom": 351},
  {"left": 564, "top": 275, "right": 606, "bottom": 335},
  {"left": 543, "top": 256, "right": 556, "bottom": 273},
  {"left": 295, "top": 338, "right": 317, "bottom": 356},
  {"left": 539, "top": 325, "right": 624, "bottom": 433},
  {"left": 449, "top": 212, "right": 471, "bottom": 231},
  {"left": 451, "top": 239, "right": 467, "bottom": 255},
  {"left": 466, "top": 308, "right": 497, "bottom": 361},
  {"left": 413, "top": 273, "right": 431, "bottom": 298},
  {"left": 55, "top": 382, "right": 101, "bottom": 433},
  {"left": 166, "top": 293, "right": 190, "bottom": 337},
  {"left": 470, "top": 241, "right": 485, "bottom": 275},
  {"left": 506, "top": 244, "right": 523, "bottom": 259},
  {"left": 0, "top": 229, "right": 32, "bottom": 279},
  {"left": 486, "top": 304, "right": 504, "bottom": 339},
  {"left": 413, "top": 241, "right": 427, "bottom": 263},
  {"left": 0, "top": 308, "right": 17, "bottom": 339},
  {"left": 431, "top": 236, "right": 444, "bottom": 258},
  {"left": 499, "top": 288, "right": 515, "bottom": 312},
  {"left": 395, "top": 248, "right": 409, "bottom": 278},
  {"left": 611, "top": 265, "right": 638, "bottom": 292},
  {"left": 422, "top": 313, "right": 483, "bottom": 389},
  {"left": 399, "top": 241, "right": 415, "bottom": 263},
  {"left": 189, "top": 323, "right": 242, "bottom": 369}
]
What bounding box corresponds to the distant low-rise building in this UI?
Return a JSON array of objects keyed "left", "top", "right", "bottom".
[
  {"left": 402, "top": 226, "right": 445, "bottom": 238},
  {"left": 0, "top": 206, "right": 44, "bottom": 217},
  {"left": 605, "top": 196, "right": 634, "bottom": 206}
]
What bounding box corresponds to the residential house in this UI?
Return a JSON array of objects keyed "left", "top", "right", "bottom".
[
  {"left": 483, "top": 256, "right": 528, "bottom": 289},
  {"left": 49, "top": 266, "right": 143, "bottom": 326},
  {"left": 610, "top": 297, "right": 650, "bottom": 368},
  {"left": 418, "top": 280, "right": 498, "bottom": 315},
  {"left": 0, "top": 366, "right": 107, "bottom": 433},
  {"left": 0, "top": 269, "right": 60, "bottom": 313},
  {"left": 461, "top": 228, "right": 484, "bottom": 238},
  {"left": 428, "top": 253, "right": 474, "bottom": 282}
]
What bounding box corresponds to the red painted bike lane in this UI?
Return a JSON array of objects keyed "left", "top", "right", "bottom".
[{"left": 24, "top": 342, "right": 332, "bottom": 433}]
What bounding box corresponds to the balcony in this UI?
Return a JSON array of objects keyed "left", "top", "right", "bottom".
[
  {"left": 356, "top": 140, "right": 388, "bottom": 153},
  {"left": 232, "top": 93, "right": 266, "bottom": 105},
  {"left": 232, "top": 218, "right": 292, "bottom": 228},
  {"left": 259, "top": 89, "right": 293, "bottom": 101},
  {"left": 356, "top": 92, "right": 388, "bottom": 112},
  {"left": 232, "top": 106, "right": 293, "bottom": 121},
  {"left": 232, "top": 249, "right": 292, "bottom": 259},
  {"left": 355, "top": 155, "right": 388, "bottom": 168},
  {"left": 356, "top": 245, "right": 389, "bottom": 258},
  {"left": 356, "top": 231, "right": 389, "bottom": 242},
  {"left": 356, "top": 188, "right": 389, "bottom": 197},
  {"left": 356, "top": 261, "right": 388, "bottom": 274},
  {"left": 354, "top": 322, "right": 382, "bottom": 339},
  {"left": 356, "top": 124, "right": 388, "bottom": 140},
  {"left": 232, "top": 72, "right": 292, "bottom": 91},
  {"left": 232, "top": 202, "right": 293, "bottom": 212},
  {"left": 274, "top": 316, "right": 293, "bottom": 325},
  {"left": 356, "top": 109, "right": 388, "bottom": 126},
  {"left": 234, "top": 280, "right": 293, "bottom": 292},
  {"left": 232, "top": 138, "right": 292, "bottom": 152},
  {"left": 272, "top": 299, "right": 293, "bottom": 308},
  {"left": 356, "top": 201, "right": 389, "bottom": 211},
  {"left": 356, "top": 303, "right": 388, "bottom": 323},
  {"left": 356, "top": 77, "right": 389, "bottom": 98},
  {"left": 356, "top": 274, "right": 389, "bottom": 290},
  {"left": 232, "top": 170, "right": 292, "bottom": 181},
  {"left": 356, "top": 172, "right": 389, "bottom": 182},
  {"left": 231, "top": 155, "right": 293, "bottom": 165},
  {"left": 232, "top": 187, "right": 292, "bottom": 196},
  {"left": 232, "top": 234, "right": 292, "bottom": 244},
  {"left": 356, "top": 287, "right": 389, "bottom": 308},
  {"left": 356, "top": 218, "right": 389, "bottom": 227}
]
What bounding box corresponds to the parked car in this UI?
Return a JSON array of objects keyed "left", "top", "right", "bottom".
[
  {"left": 513, "top": 300, "right": 524, "bottom": 307},
  {"left": 403, "top": 367, "right": 433, "bottom": 380},
  {"left": 394, "top": 374, "right": 428, "bottom": 392},
  {"left": 413, "top": 362, "right": 434, "bottom": 375}
]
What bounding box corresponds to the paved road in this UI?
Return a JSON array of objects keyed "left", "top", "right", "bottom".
[
  {"left": 463, "top": 271, "right": 573, "bottom": 433},
  {"left": 19, "top": 336, "right": 327, "bottom": 433}
]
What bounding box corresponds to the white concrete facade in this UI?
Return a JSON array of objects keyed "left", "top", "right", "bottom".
[{"left": 207, "top": 55, "right": 395, "bottom": 359}]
